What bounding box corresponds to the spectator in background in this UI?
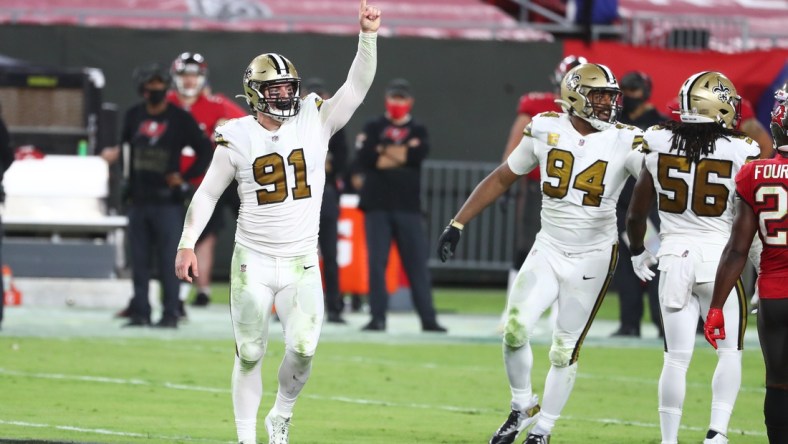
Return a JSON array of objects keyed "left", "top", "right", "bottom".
[
  {"left": 0, "top": 105, "right": 13, "bottom": 331},
  {"left": 501, "top": 54, "right": 586, "bottom": 319},
  {"left": 355, "top": 78, "right": 446, "bottom": 333},
  {"left": 302, "top": 77, "right": 349, "bottom": 324},
  {"left": 168, "top": 52, "right": 247, "bottom": 312},
  {"left": 611, "top": 71, "right": 666, "bottom": 338},
  {"left": 103, "top": 63, "right": 211, "bottom": 328}
]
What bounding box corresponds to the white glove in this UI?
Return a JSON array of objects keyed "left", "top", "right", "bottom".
[
  {"left": 750, "top": 287, "right": 759, "bottom": 314},
  {"left": 631, "top": 249, "right": 658, "bottom": 282}
]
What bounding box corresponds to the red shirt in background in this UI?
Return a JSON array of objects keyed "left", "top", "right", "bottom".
[
  {"left": 516, "top": 92, "right": 560, "bottom": 180},
  {"left": 735, "top": 156, "right": 788, "bottom": 299},
  {"left": 167, "top": 90, "right": 247, "bottom": 185}
]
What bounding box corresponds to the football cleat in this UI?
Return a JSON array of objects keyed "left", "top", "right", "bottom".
[
  {"left": 523, "top": 433, "right": 551, "bottom": 444},
  {"left": 703, "top": 430, "right": 728, "bottom": 444},
  {"left": 265, "top": 411, "right": 290, "bottom": 444},
  {"left": 489, "top": 395, "right": 541, "bottom": 444}
]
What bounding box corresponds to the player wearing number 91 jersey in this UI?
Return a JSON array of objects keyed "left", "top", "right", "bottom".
[{"left": 175, "top": 4, "right": 380, "bottom": 441}]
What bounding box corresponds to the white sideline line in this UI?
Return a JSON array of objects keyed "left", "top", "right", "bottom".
[
  {"left": 0, "top": 419, "right": 231, "bottom": 443},
  {"left": 0, "top": 368, "right": 767, "bottom": 438}
]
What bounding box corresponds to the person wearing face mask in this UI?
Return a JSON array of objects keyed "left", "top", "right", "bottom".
[
  {"left": 102, "top": 63, "right": 211, "bottom": 328},
  {"left": 609, "top": 71, "right": 667, "bottom": 339},
  {"left": 355, "top": 78, "right": 447, "bottom": 333}
]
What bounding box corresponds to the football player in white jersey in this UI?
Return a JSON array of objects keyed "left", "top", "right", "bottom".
[
  {"left": 174, "top": 2, "right": 381, "bottom": 443},
  {"left": 626, "top": 71, "right": 761, "bottom": 444},
  {"left": 437, "top": 63, "right": 645, "bottom": 444}
]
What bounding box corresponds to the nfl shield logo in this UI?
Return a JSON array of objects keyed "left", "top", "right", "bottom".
[
  {"left": 240, "top": 264, "right": 247, "bottom": 273},
  {"left": 578, "top": 139, "right": 585, "bottom": 146}
]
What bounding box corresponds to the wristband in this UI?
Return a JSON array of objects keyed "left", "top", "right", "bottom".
[{"left": 449, "top": 219, "right": 464, "bottom": 230}]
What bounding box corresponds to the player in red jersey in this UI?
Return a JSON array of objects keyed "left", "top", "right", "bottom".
[
  {"left": 168, "top": 52, "right": 247, "bottom": 311},
  {"left": 705, "top": 86, "right": 788, "bottom": 444}
]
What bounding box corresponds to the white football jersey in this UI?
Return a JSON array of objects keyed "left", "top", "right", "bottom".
[
  {"left": 179, "top": 33, "right": 377, "bottom": 257},
  {"left": 508, "top": 112, "right": 644, "bottom": 252},
  {"left": 216, "top": 100, "right": 328, "bottom": 257},
  {"left": 643, "top": 126, "right": 760, "bottom": 243}
]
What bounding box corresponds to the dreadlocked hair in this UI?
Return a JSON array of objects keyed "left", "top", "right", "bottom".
[{"left": 663, "top": 120, "right": 744, "bottom": 164}]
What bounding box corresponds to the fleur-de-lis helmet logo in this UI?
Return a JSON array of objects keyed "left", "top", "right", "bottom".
[
  {"left": 712, "top": 80, "right": 731, "bottom": 104},
  {"left": 244, "top": 67, "right": 253, "bottom": 80},
  {"left": 566, "top": 73, "right": 581, "bottom": 91}
]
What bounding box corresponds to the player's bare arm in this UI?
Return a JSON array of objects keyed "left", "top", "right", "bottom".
[
  {"left": 437, "top": 163, "right": 520, "bottom": 261},
  {"left": 710, "top": 199, "right": 758, "bottom": 310},
  {"left": 705, "top": 198, "right": 758, "bottom": 348},
  {"left": 625, "top": 168, "right": 656, "bottom": 255},
  {"left": 359, "top": 0, "right": 381, "bottom": 33},
  {"left": 454, "top": 163, "right": 520, "bottom": 225}
]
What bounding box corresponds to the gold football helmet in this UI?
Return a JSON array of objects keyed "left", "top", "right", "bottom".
[
  {"left": 558, "top": 63, "right": 621, "bottom": 131},
  {"left": 241, "top": 53, "right": 301, "bottom": 121},
  {"left": 678, "top": 71, "right": 741, "bottom": 128}
]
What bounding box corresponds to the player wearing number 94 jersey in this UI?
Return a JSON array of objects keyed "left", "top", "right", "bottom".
[
  {"left": 437, "top": 63, "right": 645, "bottom": 444},
  {"left": 175, "top": 2, "right": 380, "bottom": 443}
]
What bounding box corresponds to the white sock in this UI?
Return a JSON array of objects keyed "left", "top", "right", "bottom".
[
  {"left": 534, "top": 363, "right": 577, "bottom": 436},
  {"left": 532, "top": 411, "right": 559, "bottom": 436},
  {"left": 232, "top": 355, "right": 262, "bottom": 443},
  {"left": 710, "top": 349, "right": 741, "bottom": 435},
  {"left": 199, "top": 286, "right": 211, "bottom": 296},
  {"left": 504, "top": 343, "right": 533, "bottom": 410},
  {"left": 179, "top": 282, "right": 192, "bottom": 301},
  {"left": 659, "top": 350, "right": 691, "bottom": 442},
  {"left": 273, "top": 349, "right": 313, "bottom": 418}
]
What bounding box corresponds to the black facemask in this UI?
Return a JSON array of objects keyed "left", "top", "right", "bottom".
[
  {"left": 145, "top": 89, "right": 167, "bottom": 106},
  {"left": 622, "top": 96, "right": 644, "bottom": 114}
]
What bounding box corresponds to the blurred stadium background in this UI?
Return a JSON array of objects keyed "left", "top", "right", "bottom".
[{"left": 0, "top": 0, "right": 786, "bottom": 442}]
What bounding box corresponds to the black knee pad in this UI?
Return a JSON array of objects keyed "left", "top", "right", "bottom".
[{"left": 764, "top": 387, "right": 788, "bottom": 443}]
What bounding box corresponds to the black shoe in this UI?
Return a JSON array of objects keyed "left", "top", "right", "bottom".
[
  {"left": 523, "top": 433, "right": 550, "bottom": 444},
  {"left": 153, "top": 317, "right": 178, "bottom": 328},
  {"left": 123, "top": 316, "right": 151, "bottom": 327},
  {"left": 611, "top": 326, "right": 640, "bottom": 337},
  {"left": 362, "top": 319, "right": 385, "bottom": 331},
  {"left": 489, "top": 399, "right": 540, "bottom": 444},
  {"left": 192, "top": 292, "right": 210, "bottom": 307},
  {"left": 327, "top": 312, "right": 347, "bottom": 324},
  {"left": 423, "top": 323, "right": 448, "bottom": 333}
]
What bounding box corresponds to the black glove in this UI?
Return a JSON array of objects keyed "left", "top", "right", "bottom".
[{"left": 437, "top": 221, "right": 463, "bottom": 262}]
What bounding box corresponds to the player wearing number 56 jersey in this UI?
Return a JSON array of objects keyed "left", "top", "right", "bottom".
[
  {"left": 437, "top": 63, "right": 645, "bottom": 444},
  {"left": 175, "top": 2, "right": 381, "bottom": 443},
  {"left": 628, "top": 71, "right": 761, "bottom": 444},
  {"left": 705, "top": 87, "right": 788, "bottom": 444}
]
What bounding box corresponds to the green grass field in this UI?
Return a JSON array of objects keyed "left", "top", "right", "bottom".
[{"left": 0, "top": 287, "right": 767, "bottom": 443}]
